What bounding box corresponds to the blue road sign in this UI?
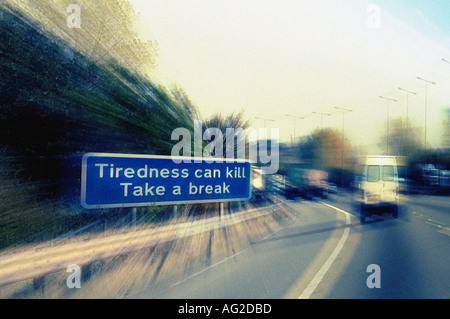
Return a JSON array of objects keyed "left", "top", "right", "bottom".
[{"left": 81, "top": 153, "right": 252, "bottom": 209}]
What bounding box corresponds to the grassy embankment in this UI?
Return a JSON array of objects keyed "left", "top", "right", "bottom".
[{"left": 0, "top": 3, "right": 202, "bottom": 250}]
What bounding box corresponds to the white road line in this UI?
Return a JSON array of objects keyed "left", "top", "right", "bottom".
[
  {"left": 172, "top": 249, "right": 248, "bottom": 287},
  {"left": 262, "top": 215, "right": 297, "bottom": 241},
  {"left": 173, "top": 206, "right": 297, "bottom": 286},
  {"left": 298, "top": 202, "right": 352, "bottom": 299},
  {"left": 149, "top": 202, "right": 296, "bottom": 297},
  {"left": 320, "top": 202, "right": 353, "bottom": 217}
]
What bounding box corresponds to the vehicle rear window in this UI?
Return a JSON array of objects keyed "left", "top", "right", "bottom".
[
  {"left": 382, "top": 165, "right": 395, "bottom": 181},
  {"left": 367, "top": 165, "right": 380, "bottom": 182}
]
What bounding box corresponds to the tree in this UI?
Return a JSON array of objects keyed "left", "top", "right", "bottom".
[
  {"left": 442, "top": 108, "right": 450, "bottom": 150},
  {"left": 297, "top": 128, "right": 353, "bottom": 171},
  {"left": 378, "top": 117, "right": 422, "bottom": 157},
  {"left": 4, "top": 0, "right": 158, "bottom": 76},
  {"left": 202, "top": 111, "right": 251, "bottom": 159}
]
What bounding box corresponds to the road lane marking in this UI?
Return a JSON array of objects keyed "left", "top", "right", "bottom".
[
  {"left": 172, "top": 248, "right": 249, "bottom": 287},
  {"left": 320, "top": 202, "right": 353, "bottom": 217},
  {"left": 171, "top": 203, "right": 298, "bottom": 287},
  {"left": 147, "top": 201, "right": 298, "bottom": 297},
  {"left": 438, "top": 227, "right": 450, "bottom": 237},
  {"left": 298, "top": 202, "right": 351, "bottom": 299},
  {"left": 261, "top": 217, "right": 294, "bottom": 241}
]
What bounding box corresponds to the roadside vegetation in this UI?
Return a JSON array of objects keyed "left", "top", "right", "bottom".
[{"left": 0, "top": 2, "right": 230, "bottom": 250}]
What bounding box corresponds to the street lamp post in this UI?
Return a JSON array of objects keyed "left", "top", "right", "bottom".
[
  {"left": 416, "top": 77, "right": 436, "bottom": 149},
  {"left": 285, "top": 114, "right": 304, "bottom": 144},
  {"left": 379, "top": 96, "right": 397, "bottom": 155},
  {"left": 254, "top": 116, "right": 275, "bottom": 129},
  {"left": 334, "top": 107, "right": 352, "bottom": 188},
  {"left": 398, "top": 87, "right": 416, "bottom": 124},
  {"left": 312, "top": 111, "right": 331, "bottom": 129}
]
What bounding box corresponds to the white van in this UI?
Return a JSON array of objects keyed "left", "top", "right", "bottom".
[{"left": 357, "top": 156, "right": 399, "bottom": 223}]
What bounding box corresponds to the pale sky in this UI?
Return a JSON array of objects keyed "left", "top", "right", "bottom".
[{"left": 130, "top": 0, "right": 450, "bottom": 153}]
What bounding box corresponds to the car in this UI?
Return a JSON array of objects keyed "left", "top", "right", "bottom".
[
  {"left": 327, "top": 183, "right": 338, "bottom": 194},
  {"left": 356, "top": 156, "right": 399, "bottom": 223}
]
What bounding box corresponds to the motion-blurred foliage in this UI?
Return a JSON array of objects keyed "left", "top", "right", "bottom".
[
  {"left": 0, "top": 2, "right": 198, "bottom": 248},
  {"left": 297, "top": 128, "right": 354, "bottom": 171},
  {"left": 6, "top": 0, "right": 158, "bottom": 73}
]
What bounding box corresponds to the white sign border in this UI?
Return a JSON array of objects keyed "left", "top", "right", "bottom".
[{"left": 81, "top": 152, "right": 253, "bottom": 209}]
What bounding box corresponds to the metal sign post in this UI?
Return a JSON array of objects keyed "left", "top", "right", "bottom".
[{"left": 131, "top": 207, "right": 137, "bottom": 227}]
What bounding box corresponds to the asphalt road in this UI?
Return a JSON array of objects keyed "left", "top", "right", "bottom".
[{"left": 134, "top": 192, "right": 450, "bottom": 299}]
